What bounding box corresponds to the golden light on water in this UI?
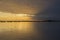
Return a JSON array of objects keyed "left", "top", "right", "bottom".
[
  {"left": 15, "top": 14, "right": 35, "bottom": 35},
  {"left": 0, "top": 13, "right": 37, "bottom": 38},
  {"left": 17, "top": 22, "right": 35, "bottom": 35}
]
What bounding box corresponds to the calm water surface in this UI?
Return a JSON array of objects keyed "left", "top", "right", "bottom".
[{"left": 0, "top": 22, "right": 60, "bottom": 40}]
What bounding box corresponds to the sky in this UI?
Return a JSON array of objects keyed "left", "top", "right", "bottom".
[{"left": 0, "top": 0, "right": 60, "bottom": 20}]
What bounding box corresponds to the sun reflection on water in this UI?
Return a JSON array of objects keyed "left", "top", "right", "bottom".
[{"left": 0, "top": 14, "right": 38, "bottom": 40}]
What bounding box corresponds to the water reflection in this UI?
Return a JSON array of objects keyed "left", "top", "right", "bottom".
[
  {"left": 0, "top": 22, "right": 38, "bottom": 40},
  {"left": 0, "top": 22, "right": 60, "bottom": 40}
]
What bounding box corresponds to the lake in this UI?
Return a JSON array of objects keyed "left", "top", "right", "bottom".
[{"left": 0, "top": 22, "right": 60, "bottom": 40}]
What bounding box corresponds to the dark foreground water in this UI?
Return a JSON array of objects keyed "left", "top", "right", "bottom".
[{"left": 0, "top": 22, "right": 60, "bottom": 40}]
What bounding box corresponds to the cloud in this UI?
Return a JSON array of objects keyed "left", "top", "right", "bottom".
[
  {"left": 0, "top": 0, "right": 54, "bottom": 15},
  {"left": 0, "top": 0, "right": 59, "bottom": 20}
]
